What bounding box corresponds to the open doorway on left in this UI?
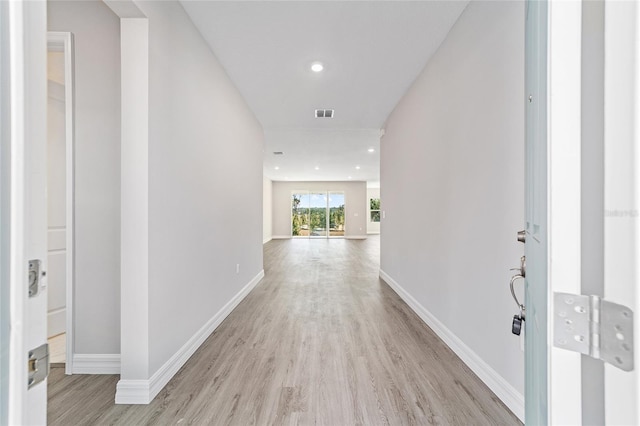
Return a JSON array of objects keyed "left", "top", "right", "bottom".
[{"left": 46, "top": 32, "right": 74, "bottom": 373}]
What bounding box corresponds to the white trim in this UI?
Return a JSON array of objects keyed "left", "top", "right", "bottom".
[
  {"left": 345, "top": 235, "right": 367, "bottom": 240},
  {"left": 115, "top": 269, "right": 265, "bottom": 404},
  {"left": 113, "top": 380, "right": 148, "bottom": 404},
  {"left": 271, "top": 235, "right": 291, "bottom": 240},
  {"left": 72, "top": 354, "right": 120, "bottom": 374},
  {"left": 262, "top": 237, "right": 272, "bottom": 244},
  {"left": 47, "top": 31, "right": 75, "bottom": 376},
  {"left": 379, "top": 269, "right": 524, "bottom": 422}
]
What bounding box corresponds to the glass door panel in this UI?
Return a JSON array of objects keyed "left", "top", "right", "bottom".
[
  {"left": 309, "top": 192, "right": 328, "bottom": 238},
  {"left": 329, "top": 192, "right": 345, "bottom": 237},
  {"left": 292, "top": 192, "right": 310, "bottom": 237}
]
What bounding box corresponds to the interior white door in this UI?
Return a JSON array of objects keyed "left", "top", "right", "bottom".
[
  {"left": 603, "top": 0, "right": 640, "bottom": 423},
  {"left": 526, "top": 0, "right": 585, "bottom": 423},
  {"left": 1, "top": 2, "right": 10, "bottom": 423},
  {"left": 5, "top": 1, "right": 49, "bottom": 424},
  {"left": 524, "top": 1, "right": 549, "bottom": 423}
]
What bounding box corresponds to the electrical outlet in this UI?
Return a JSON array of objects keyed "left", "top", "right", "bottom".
[{"left": 236, "top": 264, "right": 240, "bottom": 274}]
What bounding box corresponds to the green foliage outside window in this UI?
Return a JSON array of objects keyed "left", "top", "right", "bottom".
[
  {"left": 370, "top": 198, "right": 381, "bottom": 223},
  {"left": 292, "top": 195, "right": 302, "bottom": 236}
]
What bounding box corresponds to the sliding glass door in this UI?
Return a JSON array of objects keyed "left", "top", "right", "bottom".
[
  {"left": 292, "top": 191, "right": 345, "bottom": 238},
  {"left": 292, "top": 192, "right": 310, "bottom": 236},
  {"left": 309, "top": 193, "right": 327, "bottom": 238}
]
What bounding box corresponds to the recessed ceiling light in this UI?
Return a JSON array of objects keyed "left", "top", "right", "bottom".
[
  {"left": 315, "top": 166, "right": 320, "bottom": 170},
  {"left": 368, "top": 148, "right": 375, "bottom": 153},
  {"left": 311, "top": 62, "right": 324, "bottom": 72},
  {"left": 355, "top": 165, "right": 361, "bottom": 170},
  {"left": 274, "top": 166, "right": 279, "bottom": 170}
]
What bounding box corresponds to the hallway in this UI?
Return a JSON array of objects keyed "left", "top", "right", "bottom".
[{"left": 48, "top": 237, "right": 519, "bottom": 425}]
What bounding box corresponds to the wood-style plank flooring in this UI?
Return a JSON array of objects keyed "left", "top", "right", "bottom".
[{"left": 48, "top": 236, "right": 520, "bottom": 425}]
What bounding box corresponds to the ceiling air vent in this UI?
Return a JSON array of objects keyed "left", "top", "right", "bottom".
[
  {"left": 315, "top": 109, "right": 334, "bottom": 118},
  {"left": 273, "top": 151, "right": 284, "bottom": 155}
]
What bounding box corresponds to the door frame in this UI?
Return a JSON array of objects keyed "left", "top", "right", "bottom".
[
  {"left": 535, "top": 0, "right": 640, "bottom": 423},
  {"left": 47, "top": 31, "right": 75, "bottom": 375}
]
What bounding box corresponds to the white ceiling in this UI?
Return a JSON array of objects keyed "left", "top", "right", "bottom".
[{"left": 180, "top": 1, "right": 469, "bottom": 183}]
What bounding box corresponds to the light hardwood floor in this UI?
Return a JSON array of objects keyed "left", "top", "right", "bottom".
[{"left": 48, "top": 236, "right": 520, "bottom": 425}]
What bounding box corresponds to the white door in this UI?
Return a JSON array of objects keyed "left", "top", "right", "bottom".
[
  {"left": 603, "top": 0, "right": 640, "bottom": 423},
  {"left": 3, "top": 1, "right": 49, "bottom": 424},
  {"left": 524, "top": 0, "right": 549, "bottom": 423}
]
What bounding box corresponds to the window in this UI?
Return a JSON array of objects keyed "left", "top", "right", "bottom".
[{"left": 370, "top": 198, "right": 380, "bottom": 222}]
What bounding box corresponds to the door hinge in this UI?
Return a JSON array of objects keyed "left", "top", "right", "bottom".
[
  {"left": 554, "top": 292, "right": 634, "bottom": 371},
  {"left": 28, "top": 343, "right": 50, "bottom": 389}
]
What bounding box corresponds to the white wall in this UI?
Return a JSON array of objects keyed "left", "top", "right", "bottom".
[
  {"left": 48, "top": 1, "right": 121, "bottom": 355},
  {"left": 380, "top": 0, "right": 525, "bottom": 418},
  {"left": 366, "top": 187, "right": 380, "bottom": 234},
  {"left": 272, "top": 181, "right": 367, "bottom": 239},
  {"left": 263, "top": 176, "right": 272, "bottom": 244},
  {"left": 131, "top": 0, "right": 265, "bottom": 376}
]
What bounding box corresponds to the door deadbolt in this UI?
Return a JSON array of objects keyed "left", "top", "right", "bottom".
[{"left": 28, "top": 260, "right": 43, "bottom": 297}]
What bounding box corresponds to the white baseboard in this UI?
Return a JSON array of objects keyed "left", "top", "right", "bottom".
[
  {"left": 271, "top": 235, "right": 291, "bottom": 240},
  {"left": 346, "top": 235, "right": 367, "bottom": 240},
  {"left": 48, "top": 308, "right": 66, "bottom": 337},
  {"left": 72, "top": 354, "right": 121, "bottom": 374},
  {"left": 115, "top": 269, "right": 265, "bottom": 404},
  {"left": 379, "top": 269, "right": 524, "bottom": 422}
]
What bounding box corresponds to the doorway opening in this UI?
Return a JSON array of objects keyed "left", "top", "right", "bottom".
[
  {"left": 46, "top": 32, "right": 74, "bottom": 374},
  {"left": 291, "top": 191, "right": 345, "bottom": 238}
]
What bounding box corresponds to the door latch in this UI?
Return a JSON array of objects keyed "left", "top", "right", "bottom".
[
  {"left": 28, "top": 343, "right": 50, "bottom": 388},
  {"left": 554, "top": 292, "right": 634, "bottom": 371}
]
